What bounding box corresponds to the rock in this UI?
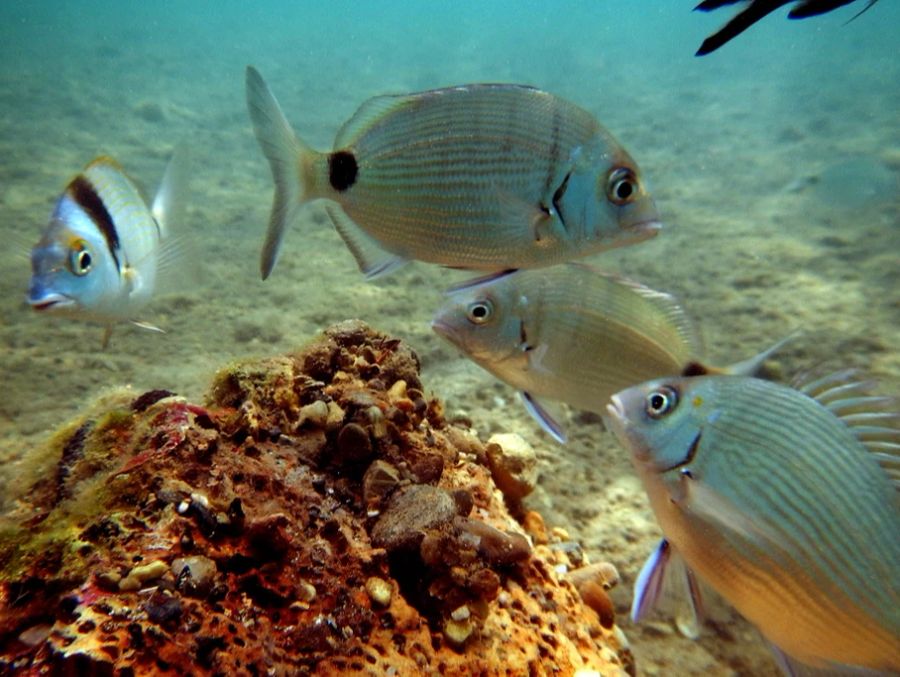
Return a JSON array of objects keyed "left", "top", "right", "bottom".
[
  {"left": 0, "top": 321, "right": 631, "bottom": 676},
  {"left": 485, "top": 433, "right": 538, "bottom": 501},
  {"left": 371, "top": 485, "right": 456, "bottom": 551}
]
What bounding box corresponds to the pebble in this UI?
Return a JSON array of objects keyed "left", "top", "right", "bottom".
[
  {"left": 362, "top": 460, "right": 401, "bottom": 505},
  {"left": 365, "top": 577, "right": 392, "bottom": 607},
  {"left": 450, "top": 605, "right": 470, "bottom": 622},
  {"left": 119, "top": 559, "right": 169, "bottom": 591},
  {"left": 297, "top": 400, "right": 329, "bottom": 428},
  {"left": 567, "top": 561, "right": 620, "bottom": 591},
  {"left": 171, "top": 555, "right": 217, "bottom": 597},
  {"left": 371, "top": 485, "right": 456, "bottom": 552},
  {"left": 443, "top": 617, "right": 473, "bottom": 649},
  {"left": 485, "top": 433, "right": 538, "bottom": 501}
]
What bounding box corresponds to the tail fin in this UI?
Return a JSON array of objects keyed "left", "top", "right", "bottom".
[
  {"left": 718, "top": 330, "right": 800, "bottom": 377},
  {"left": 151, "top": 150, "right": 186, "bottom": 239},
  {"left": 245, "top": 66, "right": 315, "bottom": 279}
]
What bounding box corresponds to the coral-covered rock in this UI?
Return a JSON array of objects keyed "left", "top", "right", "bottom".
[{"left": 0, "top": 321, "right": 631, "bottom": 675}]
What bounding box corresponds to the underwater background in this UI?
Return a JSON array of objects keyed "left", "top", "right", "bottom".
[{"left": 0, "top": 1, "right": 897, "bottom": 674}]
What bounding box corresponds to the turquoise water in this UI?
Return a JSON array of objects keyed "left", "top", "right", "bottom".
[{"left": 1, "top": 2, "right": 897, "bottom": 674}]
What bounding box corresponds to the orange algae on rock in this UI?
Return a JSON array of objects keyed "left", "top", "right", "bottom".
[{"left": 0, "top": 321, "right": 631, "bottom": 675}]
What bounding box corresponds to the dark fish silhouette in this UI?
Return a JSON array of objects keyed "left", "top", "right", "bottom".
[{"left": 695, "top": 0, "right": 880, "bottom": 56}]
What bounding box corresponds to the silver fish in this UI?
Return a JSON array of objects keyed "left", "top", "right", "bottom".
[
  {"left": 245, "top": 67, "right": 661, "bottom": 280},
  {"left": 432, "top": 265, "right": 784, "bottom": 442},
  {"left": 604, "top": 371, "right": 900, "bottom": 673},
  {"left": 28, "top": 155, "right": 184, "bottom": 343}
]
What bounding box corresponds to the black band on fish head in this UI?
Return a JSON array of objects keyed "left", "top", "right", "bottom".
[{"left": 329, "top": 151, "right": 358, "bottom": 192}]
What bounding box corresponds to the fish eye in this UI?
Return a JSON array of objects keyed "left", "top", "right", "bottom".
[
  {"left": 466, "top": 299, "right": 493, "bottom": 325},
  {"left": 645, "top": 386, "right": 678, "bottom": 419},
  {"left": 607, "top": 167, "right": 639, "bottom": 206},
  {"left": 69, "top": 244, "right": 93, "bottom": 275}
]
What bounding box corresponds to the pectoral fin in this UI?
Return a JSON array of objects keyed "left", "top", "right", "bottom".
[
  {"left": 632, "top": 538, "right": 705, "bottom": 637},
  {"left": 520, "top": 392, "right": 566, "bottom": 444}
]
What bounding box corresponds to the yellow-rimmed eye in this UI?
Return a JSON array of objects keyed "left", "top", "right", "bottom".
[
  {"left": 607, "top": 167, "right": 639, "bottom": 205},
  {"left": 646, "top": 386, "right": 678, "bottom": 419},
  {"left": 69, "top": 242, "right": 93, "bottom": 275},
  {"left": 466, "top": 299, "right": 493, "bottom": 325}
]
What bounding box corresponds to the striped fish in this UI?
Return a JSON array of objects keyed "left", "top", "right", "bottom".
[
  {"left": 245, "top": 66, "right": 660, "bottom": 280},
  {"left": 28, "top": 155, "right": 183, "bottom": 343},
  {"left": 604, "top": 372, "right": 900, "bottom": 673},
  {"left": 431, "top": 265, "right": 784, "bottom": 442}
]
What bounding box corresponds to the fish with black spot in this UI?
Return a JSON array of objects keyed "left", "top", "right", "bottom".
[
  {"left": 28, "top": 154, "right": 187, "bottom": 345},
  {"left": 245, "top": 67, "right": 661, "bottom": 280}
]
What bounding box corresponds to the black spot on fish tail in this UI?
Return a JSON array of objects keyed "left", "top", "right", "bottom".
[
  {"left": 68, "top": 175, "right": 121, "bottom": 271},
  {"left": 328, "top": 150, "right": 358, "bottom": 192},
  {"left": 682, "top": 361, "right": 710, "bottom": 377}
]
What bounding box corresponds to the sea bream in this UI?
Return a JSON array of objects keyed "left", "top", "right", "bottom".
[
  {"left": 432, "top": 265, "right": 787, "bottom": 442},
  {"left": 28, "top": 154, "right": 184, "bottom": 344},
  {"left": 603, "top": 371, "right": 900, "bottom": 673},
  {"left": 245, "top": 67, "right": 660, "bottom": 280}
]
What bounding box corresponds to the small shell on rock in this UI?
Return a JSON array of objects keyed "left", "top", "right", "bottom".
[
  {"left": 450, "top": 605, "right": 470, "bottom": 622},
  {"left": 365, "top": 576, "right": 392, "bottom": 607},
  {"left": 485, "top": 433, "right": 538, "bottom": 502},
  {"left": 172, "top": 555, "right": 217, "bottom": 598},
  {"left": 363, "top": 460, "right": 401, "bottom": 505},
  {"left": 119, "top": 559, "right": 169, "bottom": 591},
  {"left": 334, "top": 422, "right": 373, "bottom": 465},
  {"left": 297, "top": 400, "right": 329, "bottom": 428},
  {"left": 387, "top": 380, "right": 407, "bottom": 402},
  {"left": 17, "top": 624, "right": 52, "bottom": 647},
  {"left": 577, "top": 580, "right": 616, "bottom": 629},
  {"left": 567, "top": 561, "right": 620, "bottom": 591},
  {"left": 444, "top": 617, "right": 474, "bottom": 649},
  {"left": 325, "top": 401, "right": 345, "bottom": 429}
]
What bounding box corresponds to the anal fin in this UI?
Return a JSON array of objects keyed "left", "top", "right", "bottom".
[{"left": 323, "top": 203, "right": 407, "bottom": 279}]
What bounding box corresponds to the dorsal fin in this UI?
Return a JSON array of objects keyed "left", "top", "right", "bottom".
[
  {"left": 796, "top": 369, "right": 900, "bottom": 489},
  {"left": 334, "top": 93, "right": 414, "bottom": 149},
  {"left": 577, "top": 265, "right": 703, "bottom": 358}
]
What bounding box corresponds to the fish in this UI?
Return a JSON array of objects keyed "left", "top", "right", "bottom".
[
  {"left": 245, "top": 66, "right": 661, "bottom": 280},
  {"left": 694, "top": 0, "right": 880, "bottom": 56},
  {"left": 603, "top": 370, "right": 900, "bottom": 673},
  {"left": 28, "top": 154, "right": 185, "bottom": 345},
  {"left": 431, "top": 264, "right": 787, "bottom": 442}
]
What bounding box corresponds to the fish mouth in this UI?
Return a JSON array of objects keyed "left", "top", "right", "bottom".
[
  {"left": 29, "top": 293, "right": 74, "bottom": 312},
  {"left": 430, "top": 317, "right": 459, "bottom": 346},
  {"left": 627, "top": 219, "right": 662, "bottom": 239},
  {"left": 604, "top": 395, "right": 628, "bottom": 431},
  {"left": 604, "top": 395, "right": 652, "bottom": 463}
]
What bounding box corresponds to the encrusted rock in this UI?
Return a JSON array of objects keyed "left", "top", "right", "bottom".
[{"left": 0, "top": 321, "right": 630, "bottom": 676}]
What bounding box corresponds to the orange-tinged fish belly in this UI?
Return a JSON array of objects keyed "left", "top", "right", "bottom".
[{"left": 671, "top": 512, "right": 899, "bottom": 670}]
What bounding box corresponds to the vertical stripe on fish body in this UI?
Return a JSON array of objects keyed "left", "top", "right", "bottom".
[
  {"left": 432, "top": 264, "right": 699, "bottom": 415},
  {"left": 605, "top": 374, "right": 900, "bottom": 671},
  {"left": 246, "top": 68, "right": 661, "bottom": 279}
]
